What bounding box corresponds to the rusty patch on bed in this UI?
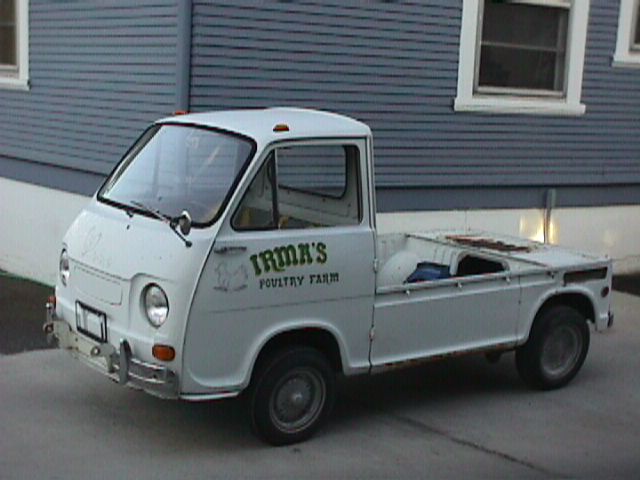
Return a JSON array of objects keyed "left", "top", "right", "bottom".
[{"left": 445, "top": 235, "right": 533, "bottom": 253}]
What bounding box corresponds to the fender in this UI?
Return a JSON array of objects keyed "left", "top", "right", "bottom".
[
  {"left": 242, "top": 319, "right": 355, "bottom": 390},
  {"left": 518, "top": 282, "right": 598, "bottom": 344}
]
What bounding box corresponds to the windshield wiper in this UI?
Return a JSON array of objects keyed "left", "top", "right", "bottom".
[{"left": 130, "top": 201, "right": 192, "bottom": 248}]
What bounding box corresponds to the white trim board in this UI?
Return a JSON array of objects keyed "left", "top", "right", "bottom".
[
  {"left": 613, "top": 0, "right": 640, "bottom": 68},
  {"left": 0, "top": 0, "right": 30, "bottom": 90}
]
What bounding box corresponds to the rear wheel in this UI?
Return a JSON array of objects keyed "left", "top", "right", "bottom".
[
  {"left": 516, "top": 305, "right": 590, "bottom": 390},
  {"left": 248, "top": 347, "right": 335, "bottom": 445}
]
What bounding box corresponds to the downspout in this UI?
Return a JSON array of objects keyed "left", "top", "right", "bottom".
[
  {"left": 175, "top": 0, "right": 193, "bottom": 112},
  {"left": 544, "top": 188, "right": 556, "bottom": 244}
]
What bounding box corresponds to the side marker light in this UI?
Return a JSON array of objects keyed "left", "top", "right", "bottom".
[{"left": 152, "top": 344, "right": 176, "bottom": 362}]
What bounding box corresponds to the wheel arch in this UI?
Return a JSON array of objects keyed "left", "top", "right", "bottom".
[
  {"left": 536, "top": 291, "right": 595, "bottom": 324},
  {"left": 519, "top": 288, "right": 596, "bottom": 345},
  {"left": 249, "top": 326, "right": 345, "bottom": 385}
]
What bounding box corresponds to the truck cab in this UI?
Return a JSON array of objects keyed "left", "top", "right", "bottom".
[{"left": 45, "top": 108, "right": 613, "bottom": 445}]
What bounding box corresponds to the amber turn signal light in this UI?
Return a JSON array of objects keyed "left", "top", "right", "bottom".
[{"left": 152, "top": 344, "right": 176, "bottom": 362}]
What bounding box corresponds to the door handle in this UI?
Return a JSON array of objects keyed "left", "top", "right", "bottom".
[{"left": 213, "top": 245, "right": 247, "bottom": 254}]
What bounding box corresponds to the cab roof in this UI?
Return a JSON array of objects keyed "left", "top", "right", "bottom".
[{"left": 157, "top": 107, "right": 371, "bottom": 146}]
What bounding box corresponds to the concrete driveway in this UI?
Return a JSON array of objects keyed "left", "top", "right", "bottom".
[{"left": 1, "top": 287, "right": 639, "bottom": 478}]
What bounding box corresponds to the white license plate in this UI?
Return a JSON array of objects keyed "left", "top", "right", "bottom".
[{"left": 76, "top": 303, "right": 107, "bottom": 343}]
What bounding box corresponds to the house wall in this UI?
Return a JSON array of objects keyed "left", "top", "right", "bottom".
[
  {"left": 0, "top": 0, "right": 639, "bottom": 283},
  {"left": 0, "top": 0, "right": 179, "bottom": 195},
  {"left": 189, "top": 0, "right": 640, "bottom": 211},
  {"left": 2, "top": 1, "right": 637, "bottom": 203}
]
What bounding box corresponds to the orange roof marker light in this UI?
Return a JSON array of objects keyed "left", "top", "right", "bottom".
[
  {"left": 173, "top": 110, "right": 189, "bottom": 116},
  {"left": 273, "top": 123, "right": 290, "bottom": 133}
]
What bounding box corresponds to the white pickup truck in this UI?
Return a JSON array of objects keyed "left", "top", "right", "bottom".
[{"left": 44, "top": 108, "right": 614, "bottom": 445}]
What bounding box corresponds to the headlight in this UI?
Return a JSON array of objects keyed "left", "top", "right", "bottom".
[
  {"left": 144, "top": 284, "right": 169, "bottom": 328},
  {"left": 59, "top": 249, "right": 70, "bottom": 286}
]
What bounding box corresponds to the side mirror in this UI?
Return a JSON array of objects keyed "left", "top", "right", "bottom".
[{"left": 178, "top": 210, "right": 192, "bottom": 236}]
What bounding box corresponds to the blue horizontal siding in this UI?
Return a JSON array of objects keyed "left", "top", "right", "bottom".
[
  {"left": 189, "top": 0, "right": 640, "bottom": 207},
  {"left": 1, "top": 0, "right": 639, "bottom": 210},
  {"left": 0, "top": 0, "right": 178, "bottom": 178}
]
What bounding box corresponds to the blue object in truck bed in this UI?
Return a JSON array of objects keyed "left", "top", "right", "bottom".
[{"left": 405, "top": 262, "right": 451, "bottom": 283}]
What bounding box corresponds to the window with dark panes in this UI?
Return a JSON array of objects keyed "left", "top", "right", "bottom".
[
  {"left": 0, "top": 0, "right": 16, "bottom": 67},
  {"left": 477, "top": 1, "right": 569, "bottom": 94}
]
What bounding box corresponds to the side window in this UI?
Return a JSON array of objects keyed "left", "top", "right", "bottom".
[
  {"left": 233, "top": 152, "right": 278, "bottom": 230},
  {"left": 232, "top": 144, "right": 361, "bottom": 231},
  {"left": 277, "top": 145, "right": 347, "bottom": 198}
]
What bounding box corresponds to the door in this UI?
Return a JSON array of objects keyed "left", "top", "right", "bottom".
[{"left": 182, "top": 139, "right": 376, "bottom": 394}]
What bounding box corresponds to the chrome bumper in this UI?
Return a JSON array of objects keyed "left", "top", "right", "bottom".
[{"left": 44, "top": 304, "right": 178, "bottom": 399}]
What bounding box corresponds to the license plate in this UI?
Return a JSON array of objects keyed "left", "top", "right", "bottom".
[{"left": 76, "top": 303, "right": 107, "bottom": 343}]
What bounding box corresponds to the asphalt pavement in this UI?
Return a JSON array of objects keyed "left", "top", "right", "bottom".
[
  {"left": 0, "top": 271, "right": 52, "bottom": 355},
  {"left": 1, "top": 271, "right": 639, "bottom": 478},
  {"left": 612, "top": 273, "right": 640, "bottom": 296}
]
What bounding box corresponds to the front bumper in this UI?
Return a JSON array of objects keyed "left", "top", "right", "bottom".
[{"left": 44, "top": 303, "right": 178, "bottom": 399}]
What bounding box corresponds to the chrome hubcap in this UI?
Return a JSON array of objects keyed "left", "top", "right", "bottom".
[
  {"left": 269, "top": 368, "right": 325, "bottom": 434},
  {"left": 541, "top": 324, "right": 582, "bottom": 380}
]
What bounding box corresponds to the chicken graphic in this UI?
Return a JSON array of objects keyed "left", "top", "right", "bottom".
[{"left": 213, "top": 262, "right": 249, "bottom": 292}]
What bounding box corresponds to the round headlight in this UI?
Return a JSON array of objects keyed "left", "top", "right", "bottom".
[
  {"left": 59, "top": 249, "right": 70, "bottom": 286},
  {"left": 144, "top": 284, "right": 169, "bottom": 328}
]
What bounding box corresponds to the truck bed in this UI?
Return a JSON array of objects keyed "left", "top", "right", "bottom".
[{"left": 376, "top": 230, "right": 606, "bottom": 292}]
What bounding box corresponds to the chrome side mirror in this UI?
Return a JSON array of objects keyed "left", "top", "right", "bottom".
[{"left": 178, "top": 210, "right": 192, "bottom": 236}]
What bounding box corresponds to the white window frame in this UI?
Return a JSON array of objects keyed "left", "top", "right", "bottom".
[
  {"left": 454, "top": 0, "right": 589, "bottom": 116},
  {"left": 613, "top": 0, "right": 640, "bottom": 68},
  {"left": 0, "top": 0, "right": 29, "bottom": 90}
]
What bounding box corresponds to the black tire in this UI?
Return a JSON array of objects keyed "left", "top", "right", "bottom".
[
  {"left": 516, "top": 305, "right": 590, "bottom": 390},
  {"left": 248, "top": 347, "right": 335, "bottom": 446}
]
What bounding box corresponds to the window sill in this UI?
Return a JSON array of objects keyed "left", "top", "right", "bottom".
[
  {"left": 0, "top": 77, "right": 30, "bottom": 91},
  {"left": 454, "top": 96, "right": 586, "bottom": 116},
  {"left": 612, "top": 52, "right": 640, "bottom": 68}
]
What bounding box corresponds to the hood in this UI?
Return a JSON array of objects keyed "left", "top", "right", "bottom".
[{"left": 64, "top": 199, "right": 215, "bottom": 282}]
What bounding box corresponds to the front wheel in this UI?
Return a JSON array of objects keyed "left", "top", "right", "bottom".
[
  {"left": 516, "top": 305, "right": 590, "bottom": 390},
  {"left": 248, "top": 347, "right": 335, "bottom": 445}
]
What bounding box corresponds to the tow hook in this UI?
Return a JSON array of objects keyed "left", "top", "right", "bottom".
[{"left": 43, "top": 322, "right": 57, "bottom": 345}]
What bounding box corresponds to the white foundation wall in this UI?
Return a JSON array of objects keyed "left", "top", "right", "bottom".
[
  {"left": 1, "top": 177, "right": 639, "bottom": 285},
  {"left": 0, "top": 178, "right": 90, "bottom": 286},
  {"left": 378, "top": 206, "right": 640, "bottom": 274}
]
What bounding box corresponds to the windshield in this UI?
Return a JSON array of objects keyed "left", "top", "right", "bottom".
[{"left": 99, "top": 124, "right": 255, "bottom": 226}]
